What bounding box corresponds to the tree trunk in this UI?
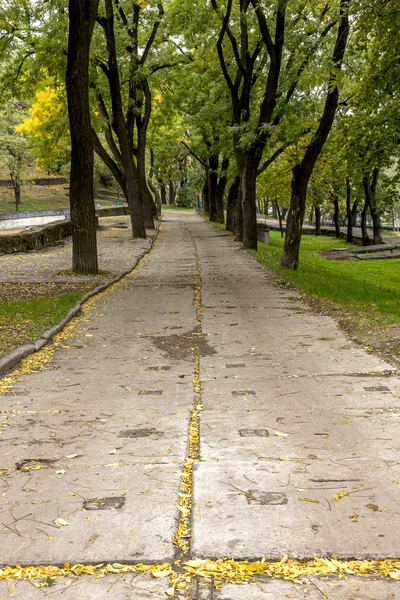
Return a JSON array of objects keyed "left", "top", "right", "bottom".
[
  {"left": 234, "top": 179, "right": 243, "bottom": 242},
  {"left": 216, "top": 157, "right": 229, "bottom": 224},
  {"left": 345, "top": 178, "right": 353, "bottom": 242},
  {"left": 363, "top": 168, "right": 382, "bottom": 245},
  {"left": 10, "top": 173, "right": 21, "bottom": 211},
  {"left": 208, "top": 155, "right": 219, "bottom": 222},
  {"left": 160, "top": 182, "right": 167, "bottom": 205},
  {"left": 241, "top": 154, "right": 260, "bottom": 250},
  {"left": 332, "top": 194, "right": 341, "bottom": 238},
  {"left": 226, "top": 176, "right": 239, "bottom": 233},
  {"left": 315, "top": 205, "right": 321, "bottom": 236},
  {"left": 351, "top": 200, "right": 358, "bottom": 227},
  {"left": 360, "top": 194, "right": 371, "bottom": 246},
  {"left": 281, "top": 165, "right": 308, "bottom": 270},
  {"left": 202, "top": 177, "right": 210, "bottom": 215},
  {"left": 66, "top": 0, "right": 99, "bottom": 274},
  {"left": 276, "top": 203, "right": 284, "bottom": 238},
  {"left": 168, "top": 180, "right": 176, "bottom": 205}
]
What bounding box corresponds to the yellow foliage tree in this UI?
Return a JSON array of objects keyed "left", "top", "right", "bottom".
[{"left": 17, "top": 86, "right": 70, "bottom": 172}]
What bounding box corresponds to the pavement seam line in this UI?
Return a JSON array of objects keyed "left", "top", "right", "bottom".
[
  {"left": 169, "top": 222, "right": 204, "bottom": 599},
  {"left": 0, "top": 226, "right": 160, "bottom": 396}
]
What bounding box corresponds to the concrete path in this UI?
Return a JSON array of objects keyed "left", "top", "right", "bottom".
[{"left": 0, "top": 212, "right": 399, "bottom": 598}]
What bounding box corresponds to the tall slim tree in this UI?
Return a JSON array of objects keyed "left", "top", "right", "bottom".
[
  {"left": 281, "top": 0, "right": 350, "bottom": 270},
  {"left": 66, "top": 0, "right": 99, "bottom": 273}
]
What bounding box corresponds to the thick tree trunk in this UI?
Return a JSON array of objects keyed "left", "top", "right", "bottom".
[
  {"left": 363, "top": 168, "right": 382, "bottom": 245},
  {"left": 66, "top": 0, "right": 99, "bottom": 274},
  {"left": 281, "top": 165, "right": 308, "bottom": 270},
  {"left": 315, "top": 205, "right": 321, "bottom": 236},
  {"left": 345, "top": 178, "right": 353, "bottom": 242},
  {"left": 332, "top": 194, "right": 341, "bottom": 238},
  {"left": 168, "top": 180, "right": 176, "bottom": 205},
  {"left": 241, "top": 154, "right": 260, "bottom": 250},
  {"left": 226, "top": 176, "right": 239, "bottom": 233}
]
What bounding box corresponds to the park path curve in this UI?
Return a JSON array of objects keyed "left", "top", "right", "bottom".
[{"left": 0, "top": 212, "right": 398, "bottom": 599}]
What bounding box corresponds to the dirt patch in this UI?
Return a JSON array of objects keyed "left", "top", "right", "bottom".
[{"left": 151, "top": 326, "right": 216, "bottom": 361}]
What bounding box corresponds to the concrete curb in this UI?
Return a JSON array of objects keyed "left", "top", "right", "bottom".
[{"left": 0, "top": 225, "right": 160, "bottom": 381}]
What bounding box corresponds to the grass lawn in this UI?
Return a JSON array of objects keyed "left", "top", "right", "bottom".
[
  {"left": 0, "top": 291, "right": 84, "bottom": 359},
  {"left": 250, "top": 232, "right": 400, "bottom": 325}
]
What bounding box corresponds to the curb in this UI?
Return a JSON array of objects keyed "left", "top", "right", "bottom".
[{"left": 0, "top": 225, "right": 160, "bottom": 380}]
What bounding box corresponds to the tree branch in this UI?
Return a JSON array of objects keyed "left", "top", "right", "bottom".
[
  {"left": 140, "top": 3, "right": 164, "bottom": 66},
  {"left": 92, "top": 128, "right": 127, "bottom": 197},
  {"left": 250, "top": 0, "right": 275, "bottom": 59},
  {"left": 180, "top": 141, "right": 208, "bottom": 169},
  {"left": 210, "top": 0, "right": 236, "bottom": 95}
]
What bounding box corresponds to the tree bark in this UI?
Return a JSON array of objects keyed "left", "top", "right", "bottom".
[
  {"left": 208, "top": 155, "right": 219, "bottom": 222},
  {"left": 160, "top": 182, "right": 167, "bottom": 204},
  {"left": 10, "top": 173, "right": 21, "bottom": 211},
  {"left": 234, "top": 179, "right": 243, "bottom": 242},
  {"left": 345, "top": 178, "right": 353, "bottom": 242},
  {"left": 315, "top": 205, "right": 321, "bottom": 236},
  {"left": 216, "top": 157, "right": 229, "bottom": 224},
  {"left": 66, "top": 0, "right": 99, "bottom": 274},
  {"left": 226, "top": 176, "right": 239, "bottom": 232},
  {"left": 276, "top": 203, "right": 284, "bottom": 238},
  {"left": 332, "top": 194, "right": 341, "bottom": 238},
  {"left": 360, "top": 194, "right": 371, "bottom": 246},
  {"left": 168, "top": 180, "right": 176, "bottom": 205},
  {"left": 241, "top": 154, "right": 260, "bottom": 249},
  {"left": 363, "top": 168, "right": 382, "bottom": 245},
  {"left": 202, "top": 177, "right": 210, "bottom": 215},
  {"left": 281, "top": 165, "right": 308, "bottom": 270}
]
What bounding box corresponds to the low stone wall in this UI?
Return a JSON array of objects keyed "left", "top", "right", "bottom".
[
  {"left": 96, "top": 206, "right": 130, "bottom": 217},
  {"left": 0, "top": 221, "right": 72, "bottom": 254},
  {"left": 0, "top": 208, "right": 130, "bottom": 254}
]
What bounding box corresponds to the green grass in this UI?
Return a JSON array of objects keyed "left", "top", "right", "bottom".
[
  {"left": 0, "top": 292, "right": 82, "bottom": 358},
  {"left": 249, "top": 231, "right": 400, "bottom": 324}
]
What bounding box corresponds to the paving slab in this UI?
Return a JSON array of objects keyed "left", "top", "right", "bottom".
[
  {"left": 0, "top": 464, "right": 179, "bottom": 564},
  {"left": 0, "top": 573, "right": 170, "bottom": 599},
  {"left": 207, "top": 577, "right": 400, "bottom": 599}
]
